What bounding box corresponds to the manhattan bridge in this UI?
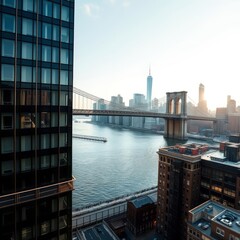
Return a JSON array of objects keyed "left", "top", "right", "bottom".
[{"left": 72, "top": 87, "right": 216, "bottom": 140}]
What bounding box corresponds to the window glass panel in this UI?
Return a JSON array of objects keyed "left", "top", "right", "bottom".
[
  {"left": 41, "top": 68, "right": 51, "bottom": 84},
  {"left": 21, "top": 136, "right": 31, "bottom": 151},
  {"left": 42, "top": 45, "right": 51, "bottom": 62},
  {"left": 42, "top": 23, "right": 52, "bottom": 39},
  {"left": 53, "top": 25, "right": 59, "bottom": 41},
  {"left": 61, "top": 6, "right": 69, "bottom": 22},
  {"left": 53, "top": 4, "right": 60, "bottom": 19},
  {"left": 20, "top": 90, "right": 32, "bottom": 105},
  {"left": 52, "top": 70, "right": 59, "bottom": 85},
  {"left": 60, "top": 113, "right": 67, "bottom": 126},
  {"left": 61, "top": 27, "right": 69, "bottom": 43},
  {"left": 52, "top": 47, "right": 59, "bottom": 63},
  {"left": 2, "top": 90, "right": 13, "bottom": 105},
  {"left": 51, "top": 113, "right": 58, "bottom": 127},
  {"left": 43, "top": 0, "right": 52, "bottom": 17},
  {"left": 41, "top": 156, "right": 50, "bottom": 169},
  {"left": 21, "top": 158, "right": 31, "bottom": 172},
  {"left": 52, "top": 91, "right": 58, "bottom": 105},
  {"left": 21, "top": 66, "right": 32, "bottom": 83},
  {"left": 60, "top": 70, "right": 68, "bottom": 85},
  {"left": 22, "top": 42, "right": 33, "bottom": 59},
  {"left": 59, "top": 134, "right": 67, "bottom": 147},
  {"left": 2, "top": 160, "right": 13, "bottom": 174},
  {"left": 41, "top": 134, "right": 50, "bottom": 149},
  {"left": 2, "top": 115, "right": 13, "bottom": 129},
  {"left": 20, "top": 114, "right": 35, "bottom": 128},
  {"left": 2, "top": 39, "right": 15, "bottom": 57},
  {"left": 51, "top": 134, "right": 58, "bottom": 148},
  {"left": 2, "top": 14, "right": 15, "bottom": 33},
  {"left": 3, "top": 0, "right": 16, "bottom": 8},
  {"left": 22, "top": 18, "right": 33, "bottom": 35},
  {"left": 1, "top": 64, "right": 14, "bottom": 81},
  {"left": 23, "top": 0, "right": 34, "bottom": 12},
  {"left": 61, "top": 49, "right": 68, "bottom": 64},
  {"left": 41, "top": 112, "right": 50, "bottom": 127},
  {"left": 60, "top": 92, "right": 68, "bottom": 106},
  {"left": 1, "top": 137, "right": 13, "bottom": 153}
]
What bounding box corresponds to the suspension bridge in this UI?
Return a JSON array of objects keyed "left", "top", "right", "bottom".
[{"left": 72, "top": 87, "right": 216, "bottom": 140}]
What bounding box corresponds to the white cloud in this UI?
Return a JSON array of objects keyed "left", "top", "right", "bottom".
[{"left": 83, "top": 3, "right": 100, "bottom": 17}]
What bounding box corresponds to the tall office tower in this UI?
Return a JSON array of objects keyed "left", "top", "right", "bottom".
[
  {"left": 146, "top": 68, "right": 153, "bottom": 110},
  {"left": 197, "top": 83, "right": 208, "bottom": 114},
  {"left": 156, "top": 144, "right": 207, "bottom": 240},
  {"left": 0, "top": 1, "right": 74, "bottom": 239}
]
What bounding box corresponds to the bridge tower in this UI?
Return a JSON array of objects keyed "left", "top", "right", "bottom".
[{"left": 164, "top": 91, "right": 188, "bottom": 140}]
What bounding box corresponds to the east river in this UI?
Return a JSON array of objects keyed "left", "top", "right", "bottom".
[{"left": 72, "top": 120, "right": 211, "bottom": 209}]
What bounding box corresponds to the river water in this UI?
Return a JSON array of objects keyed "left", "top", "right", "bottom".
[{"left": 72, "top": 120, "right": 207, "bottom": 209}]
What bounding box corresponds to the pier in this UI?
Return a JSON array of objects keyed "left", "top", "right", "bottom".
[{"left": 73, "top": 134, "right": 107, "bottom": 143}]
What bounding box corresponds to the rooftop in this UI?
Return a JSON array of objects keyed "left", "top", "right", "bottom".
[
  {"left": 189, "top": 200, "right": 240, "bottom": 236},
  {"left": 129, "top": 195, "right": 154, "bottom": 209}
]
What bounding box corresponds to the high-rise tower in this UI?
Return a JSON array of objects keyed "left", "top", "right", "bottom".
[
  {"left": 146, "top": 68, "right": 153, "bottom": 109},
  {"left": 0, "top": 1, "right": 74, "bottom": 239},
  {"left": 197, "top": 83, "right": 208, "bottom": 113}
]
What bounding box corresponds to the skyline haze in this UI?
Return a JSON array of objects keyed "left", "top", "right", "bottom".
[{"left": 74, "top": 0, "right": 240, "bottom": 110}]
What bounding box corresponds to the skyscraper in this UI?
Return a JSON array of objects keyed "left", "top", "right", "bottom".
[
  {"left": 146, "top": 68, "right": 153, "bottom": 110},
  {"left": 197, "top": 83, "right": 208, "bottom": 113},
  {"left": 0, "top": 1, "right": 74, "bottom": 239}
]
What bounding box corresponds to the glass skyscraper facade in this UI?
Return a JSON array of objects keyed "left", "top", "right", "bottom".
[{"left": 0, "top": 0, "right": 74, "bottom": 239}]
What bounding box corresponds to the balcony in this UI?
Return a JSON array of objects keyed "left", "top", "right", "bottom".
[{"left": 0, "top": 176, "right": 75, "bottom": 209}]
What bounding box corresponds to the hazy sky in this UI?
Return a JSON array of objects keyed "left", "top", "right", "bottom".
[{"left": 74, "top": 0, "right": 240, "bottom": 110}]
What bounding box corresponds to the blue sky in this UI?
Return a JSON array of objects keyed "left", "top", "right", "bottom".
[{"left": 74, "top": 0, "right": 240, "bottom": 110}]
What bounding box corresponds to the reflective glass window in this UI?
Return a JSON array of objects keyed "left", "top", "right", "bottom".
[
  {"left": 2, "top": 14, "right": 15, "bottom": 33},
  {"left": 41, "top": 91, "right": 50, "bottom": 106},
  {"left": 23, "top": 0, "right": 34, "bottom": 12},
  {"left": 51, "top": 134, "right": 58, "bottom": 148},
  {"left": 21, "top": 136, "right": 31, "bottom": 151},
  {"left": 42, "top": 23, "right": 52, "bottom": 39},
  {"left": 51, "top": 91, "right": 58, "bottom": 105},
  {"left": 21, "top": 158, "right": 31, "bottom": 172},
  {"left": 41, "top": 134, "right": 50, "bottom": 149},
  {"left": 3, "top": 0, "right": 16, "bottom": 8},
  {"left": 53, "top": 3, "right": 60, "bottom": 19},
  {"left": 61, "top": 6, "right": 69, "bottom": 22},
  {"left": 61, "top": 27, "right": 69, "bottom": 43},
  {"left": 60, "top": 70, "right": 68, "bottom": 85},
  {"left": 60, "top": 92, "right": 68, "bottom": 106},
  {"left": 2, "top": 39, "right": 15, "bottom": 57},
  {"left": 2, "top": 160, "right": 13, "bottom": 174},
  {"left": 1, "top": 64, "right": 14, "bottom": 81},
  {"left": 41, "top": 68, "right": 51, "bottom": 84},
  {"left": 60, "top": 113, "right": 67, "bottom": 126},
  {"left": 21, "top": 66, "right": 32, "bottom": 82},
  {"left": 22, "top": 18, "right": 33, "bottom": 36},
  {"left": 51, "top": 113, "right": 58, "bottom": 127},
  {"left": 42, "top": 45, "right": 51, "bottom": 62},
  {"left": 52, "top": 47, "right": 59, "bottom": 63},
  {"left": 53, "top": 25, "right": 59, "bottom": 41},
  {"left": 52, "top": 69, "right": 59, "bottom": 85},
  {"left": 1, "top": 137, "right": 13, "bottom": 153},
  {"left": 2, "top": 115, "right": 13, "bottom": 130},
  {"left": 43, "top": 0, "right": 52, "bottom": 17},
  {"left": 60, "top": 49, "right": 69, "bottom": 64},
  {"left": 22, "top": 42, "right": 33, "bottom": 60}
]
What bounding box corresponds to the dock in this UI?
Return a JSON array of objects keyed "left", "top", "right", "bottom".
[{"left": 73, "top": 134, "right": 107, "bottom": 143}]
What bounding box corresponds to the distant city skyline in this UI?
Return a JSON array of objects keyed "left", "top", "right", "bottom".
[{"left": 74, "top": 0, "right": 240, "bottom": 110}]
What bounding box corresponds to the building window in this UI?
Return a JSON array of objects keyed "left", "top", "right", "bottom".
[
  {"left": 51, "top": 134, "right": 58, "bottom": 148},
  {"left": 2, "top": 115, "right": 13, "bottom": 129},
  {"left": 53, "top": 3, "right": 60, "bottom": 19},
  {"left": 1, "top": 137, "right": 13, "bottom": 153},
  {"left": 216, "top": 227, "right": 224, "bottom": 237},
  {"left": 21, "top": 66, "right": 32, "bottom": 83},
  {"left": 3, "top": 0, "right": 16, "bottom": 8},
  {"left": 52, "top": 70, "right": 59, "bottom": 85},
  {"left": 2, "top": 90, "right": 13, "bottom": 105},
  {"left": 41, "top": 134, "right": 50, "bottom": 149},
  {"left": 22, "top": 18, "right": 33, "bottom": 36},
  {"left": 41, "top": 156, "right": 50, "bottom": 169},
  {"left": 21, "top": 227, "right": 32, "bottom": 240},
  {"left": 41, "top": 68, "right": 51, "bottom": 84},
  {"left": 51, "top": 113, "right": 58, "bottom": 127},
  {"left": 59, "top": 215, "right": 67, "bottom": 229},
  {"left": 59, "top": 134, "right": 67, "bottom": 148},
  {"left": 61, "top": 27, "right": 69, "bottom": 43},
  {"left": 23, "top": 0, "right": 34, "bottom": 12},
  {"left": 53, "top": 25, "right": 59, "bottom": 41},
  {"left": 60, "top": 49, "right": 69, "bottom": 64},
  {"left": 2, "top": 14, "right": 15, "bottom": 32},
  {"left": 2, "top": 160, "right": 13, "bottom": 174},
  {"left": 1, "top": 64, "right": 14, "bottom": 81},
  {"left": 60, "top": 153, "right": 67, "bottom": 166},
  {"left": 22, "top": 42, "right": 34, "bottom": 60},
  {"left": 60, "top": 113, "right": 67, "bottom": 126},
  {"left": 2, "top": 39, "right": 15, "bottom": 57},
  {"left": 42, "top": 45, "right": 51, "bottom": 62},
  {"left": 43, "top": 0, "right": 52, "bottom": 17},
  {"left": 61, "top": 6, "right": 69, "bottom": 22},
  {"left": 41, "top": 112, "right": 50, "bottom": 126},
  {"left": 21, "top": 136, "right": 32, "bottom": 152},
  {"left": 60, "top": 92, "right": 68, "bottom": 106},
  {"left": 21, "top": 158, "right": 31, "bottom": 172},
  {"left": 52, "top": 47, "right": 59, "bottom": 63},
  {"left": 42, "top": 22, "right": 52, "bottom": 39},
  {"left": 59, "top": 196, "right": 67, "bottom": 210},
  {"left": 60, "top": 70, "right": 68, "bottom": 85}
]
